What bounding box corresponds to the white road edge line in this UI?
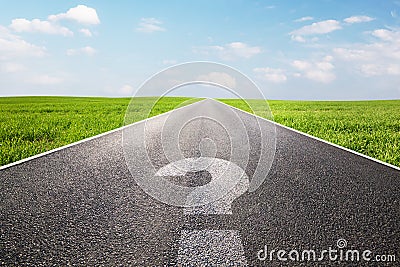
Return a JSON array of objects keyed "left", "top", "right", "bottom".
[
  {"left": 2, "top": 98, "right": 399, "bottom": 172},
  {"left": 213, "top": 98, "right": 400, "bottom": 172},
  {"left": 0, "top": 98, "right": 207, "bottom": 170}
]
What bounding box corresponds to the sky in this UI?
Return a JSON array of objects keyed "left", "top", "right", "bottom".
[{"left": 0, "top": 0, "right": 400, "bottom": 100}]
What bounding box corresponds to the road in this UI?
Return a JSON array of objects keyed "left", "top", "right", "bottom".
[{"left": 1, "top": 99, "right": 399, "bottom": 266}]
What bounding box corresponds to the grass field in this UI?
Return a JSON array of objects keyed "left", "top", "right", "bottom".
[
  {"left": 220, "top": 99, "right": 400, "bottom": 167},
  {"left": 0, "top": 96, "right": 198, "bottom": 166},
  {"left": 1, "top": 97, "right": 399, "bottom": 168}
]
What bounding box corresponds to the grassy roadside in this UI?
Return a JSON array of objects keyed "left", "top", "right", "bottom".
[
  {"left": 219, "top": 99, "right": 400, "bottom": 168},
  {"left": 1, "top": 96, "right": 399, "bottom": 168},
  {"left": 0, "top": 96, "right": 199, "bottom": 166}
]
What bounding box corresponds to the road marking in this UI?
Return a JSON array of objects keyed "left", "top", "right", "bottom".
[
  {"left": 156, "top": 157, "right": 249, "bottom": 210},
  {"left": 183, "top": 168, "right": 249, "bottom": 215},
  {"left": 167, "top": 157, "right": 249, "bottom": 265}
]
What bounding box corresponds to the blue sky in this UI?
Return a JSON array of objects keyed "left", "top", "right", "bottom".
[{"left": 0, "top": 0, "right": 399, "bottom": 100}]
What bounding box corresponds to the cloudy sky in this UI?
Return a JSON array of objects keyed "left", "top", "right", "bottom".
[{"left": 0, "top": 0, "right": 399, "bottom": 100}]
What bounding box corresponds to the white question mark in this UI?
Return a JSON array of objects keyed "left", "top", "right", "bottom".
[{"left": 155, "top": 157, "right": 249, "bottom": 214}]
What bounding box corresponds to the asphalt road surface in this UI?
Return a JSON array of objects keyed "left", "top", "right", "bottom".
[{"left": 1, "top": 99, "right": 399, "bottom": 266}]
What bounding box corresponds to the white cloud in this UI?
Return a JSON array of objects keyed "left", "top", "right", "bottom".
[
  {"left": 79, "top": 28, "right": 92, "bottom": 37},
  {"left": 195, "top": 42, "right": 261, "bottom": 60},
  {"left": 290, "top": 20, "right": 342, "bottom": 42},
  {"left": 305, "top": 70, "right": 336, "bottom": 83},
  {"left": 294, "top": 16, "right": 314, "bottom": 22},
  {"left": 253, "top": 67, "right": 287, "bottom": 83},
  {"left": 291, "top": 60, "right": 312, "bottom": 70},
  {"left": 391, "top": 10, "right": 398, "bottom": 18},
  {"left": 30, "top": 74, "right": 63, "bottom": 85},
  {"left": 372, "top": 29, "right": 400, "bottom": 42},
  {"left": 359, "top": 64, "right": 383, "bottom": 76},
  {"left": 8, "top": 5, "right": 99, "bottom": 38},
  {"left": 226, "top": 42, "right": 261, "bottom": 58},
  {"left": 359, "top": 63, "right": 400, "bottom": 76},
  {"left": 291, "top": 35, "right": 306, "bottom": 43},
  {"left": 334, "top": 28, "right": 400, "bottom": 77},
  {"left": 162, "top": 59, "right": 177, "bottom": 65},
  {"left": 344, "top": 15, "right": 375, "bottom": 24},
  {"left": 10, "top": 18, "right": 73, "bottom": 36},
  {"left": 48, "top": 5, "right": 100, "bottom": 25},
  {"left": 197, "top": 72, "right": 236, "bottom": 88},
  {"left": 136, "top": 18, "right": 165, "bottom": 33},
  {"left": 67, "top": 46, "right": 97, "bottom": 56},
  {"left": 104, "top": 84, "right": 136, "bottom": 96},
  {"left": 387, "top": 64, "right": 400, "bottom": 75},
  {"left": 119, "top": 84, "right": 134, "bottom": 95},
  {"left": 291, "top": 56, "right": 336, "bottom": 83},
  {"left": 291, "top": 20, "right": 342, "bottom": 35},
  {"left": 0, "top": 26, "right": 46, "bottom": 59},
  {"left": 0, "top": 62, "right": 25, "bottom": 73},
  {"left": 315, "top": 61, "right": 334, "bottom": 71},
  {"left": 333, "top": 48, "right": 375, "bottom": 61}
]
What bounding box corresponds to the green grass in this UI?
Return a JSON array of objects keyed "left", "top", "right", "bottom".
[
  {"left": 0, "top": 96, "right": 199, "bottom": 166},
  {"left": 220, "top": 99, "right": 400, "bottom": 167},
  {"left": 1, "top": 96, "right": 399, "bottom": 168}
]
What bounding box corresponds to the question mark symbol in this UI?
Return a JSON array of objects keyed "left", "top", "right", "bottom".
[{"left": 155, "top": 156, "right": 249, "bottom": 214}]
